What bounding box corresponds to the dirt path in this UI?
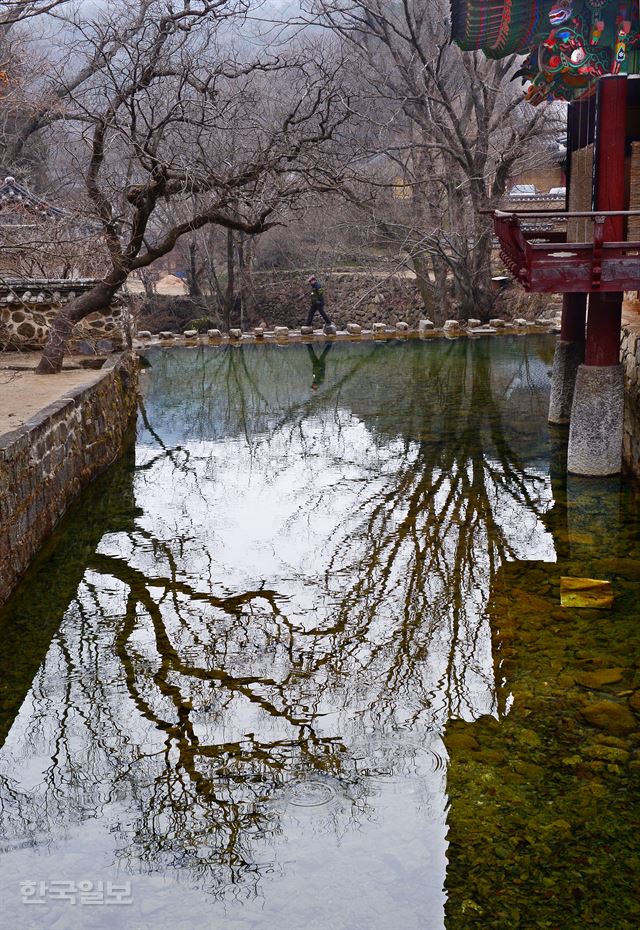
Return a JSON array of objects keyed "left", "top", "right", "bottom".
[{"left": 0, "top": 354, "right": 104, "bottom": 436}]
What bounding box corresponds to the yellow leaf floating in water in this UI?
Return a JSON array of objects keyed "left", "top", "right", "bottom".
[{"left": 560, "top": 577, "right": 614, "bottom": 610}]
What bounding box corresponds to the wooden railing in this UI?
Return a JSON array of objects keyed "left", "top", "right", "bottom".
[{"left": 492, "top": 211, "right": 640, "bottom": 294}]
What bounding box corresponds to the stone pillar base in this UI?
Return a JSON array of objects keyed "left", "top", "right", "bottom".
[
  {"left": 567, "top": 364, "right": 624, "bottom": 476},
  {"left": 548, "top": 340, "right": 585, "bottom": 424}
]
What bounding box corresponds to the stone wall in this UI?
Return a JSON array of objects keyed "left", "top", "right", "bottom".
[
  {"left": 0, "top": 353, "right": 138, "bottom": 608},
  {"left": 136, "top": 270, "right": 559, "bottom": 334},
  {"left": 621, "top": 312, "right": 640, "bottom": 476},
  {"left": 0, "top": 280, "right": 128, "bottom": 353},
  {"left": 252, "top": 271, "right": 427, "bottom": 330}
]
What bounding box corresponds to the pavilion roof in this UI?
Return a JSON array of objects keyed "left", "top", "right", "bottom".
[{"left": 0, "top": 176, "right": 64, "bottom": 220}]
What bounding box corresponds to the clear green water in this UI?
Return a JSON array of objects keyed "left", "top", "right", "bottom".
[{"left": 0, "top": 336, "right": 639, "bottom": 930}]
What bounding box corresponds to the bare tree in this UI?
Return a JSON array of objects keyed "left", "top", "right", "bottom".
[
  {"left": 0, "top": 0, "right": 353, "bottom": 372},
  {"left": 0, "top": 0, "right": 70, "bottom": 31},
  {"left": 307, "top": 0, "right": 562, "bottom": 319}
]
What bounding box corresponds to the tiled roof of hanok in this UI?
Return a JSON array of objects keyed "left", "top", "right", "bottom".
[
  {"left": 0, "top": 279, "right": 100, "bottom": 305},
  {"left": 0, "top": 176, "right": 64, "bottom": 219}
]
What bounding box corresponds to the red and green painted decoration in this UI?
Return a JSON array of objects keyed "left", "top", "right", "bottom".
[{"left": 450, "top": 0, "right": 640, "bottom": 102}]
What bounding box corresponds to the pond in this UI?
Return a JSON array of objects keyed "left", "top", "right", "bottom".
[{"left": 0, "top": 336, "right": 639, "bottom": 930}]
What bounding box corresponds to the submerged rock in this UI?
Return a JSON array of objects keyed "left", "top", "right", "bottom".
[
  {"left": 593, "top": 734, "right": 630, "bottom": 748},
  {"left": 584, "top": 744, "right": 630, "bottom": 764},
  {"left": 515, "top": 728, "right": 542, "bottom": 748},
  {"left": 580, "top": 700, "right": 637, "bottom": 734},
  {"left": 446, "top": 731, "right": 479, "bottom": 753},
  {"left": 560, "top": 576, "right": 614, "bottom": 609},
  {"left": 575, "top": 668, "right": 625, "bottom": 689},
  {"left": 512, "top": 760, "right": 544, "bottom": 780},
  {"left": 474, "top": 748, "right": 506, "bottom": 766},
  {"left": 598, "top": 557, "right": 640, "bottom": 579},
  {"left": 629, "top": 690, "right": 640, "bottom": 714}
]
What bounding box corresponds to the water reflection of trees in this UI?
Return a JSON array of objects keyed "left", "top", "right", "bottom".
[
  {"left": 0, "top": 336, "right": 556, "bottom": 902},
  {"left": 319, "top": 340, "right": 553, "bottom": 719}
]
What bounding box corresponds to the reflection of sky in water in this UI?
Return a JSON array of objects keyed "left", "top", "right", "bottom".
[{"left": 0, "top": 337, "right": 557, "bottom": 929}]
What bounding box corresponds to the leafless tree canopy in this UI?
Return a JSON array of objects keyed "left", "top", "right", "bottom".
[
  {"left": 0, "top": 0, "right": 563, "bottom": 366},
  {"left": 0, "top": 0, "right": 70, "bottom": 30},
  {"left": 304, "top": 0, "right": 563, "bottom": 317},
  {"left": 1, "top": 0, "right": 356, "bottom": 370}
]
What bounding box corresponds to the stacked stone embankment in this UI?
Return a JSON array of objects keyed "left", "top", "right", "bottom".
[
  {"left": 0, "top": 353, "right": 138, "bottom": 608},
  {"left": 621, "top": 312, "right": 640, "bottom": 476}
]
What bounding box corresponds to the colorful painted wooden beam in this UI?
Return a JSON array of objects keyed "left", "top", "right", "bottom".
[{"left": 450, "top": 0, "right": 640, "bottom": 102}]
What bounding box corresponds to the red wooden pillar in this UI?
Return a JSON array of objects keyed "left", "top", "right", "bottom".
[
  {"left": 560, "top": 292, "right": 586, "bottom": 343},
  {"left": 586, "top": 75, "right": 628, "bottom": 367},
  {"left": 549, "top": 291, "right": 587, "bottom": 423},
  {"left": 585, "top": 292, "right": 623, "bottom": 365}
]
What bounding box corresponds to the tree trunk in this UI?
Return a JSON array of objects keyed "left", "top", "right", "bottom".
[
  {"left": 187, "top": 240, "right": 202, "bottom": 298},
  {"left": 222, "top": 228, "right": 235, "bottom": 331},
  {"left": 411, "top": 254, "right": 438, "bottom": 318},
  {"left": 35, "top": 279, "right": 122, "bottom": 374},
  {"left": 140, "top": 269, "right": 155, "bottom": 298}
]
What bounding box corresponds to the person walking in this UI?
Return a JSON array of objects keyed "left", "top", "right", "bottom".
[{"left": 306, "top": 275, "right": 333, "bottom": 330}]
